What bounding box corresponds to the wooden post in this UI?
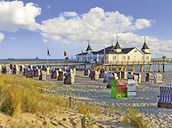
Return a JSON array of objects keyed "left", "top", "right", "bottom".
[
  {"left": 69, "top": 97, "right": 72, "bottom": 108},
  {"left": 140, "top": 65, "right": 144, "bottom": 72},
  {"left": 162, "top": 64, "right": 166, "bottom": 72},
  {"left": 124, "top": 65, "right": 127, "bottom": 72},
  {"left": 81, "top": 116, "right": 86, "bottom": 128},
  {"left": 158, "top": 64, "right": 160, "bottom": 72},
  {"left": 149, "top": 64, "right": 153, "bottom": 73},
  {"left": 121, "top": 65, "right": 124, "bottom": 71},
  {"left": 132, "top": 65, "right": 135, "bottom": 72}
]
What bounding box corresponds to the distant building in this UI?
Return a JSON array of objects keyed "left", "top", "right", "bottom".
[{"left": 76, "top": 39, "right": 151, "bottom": 64}]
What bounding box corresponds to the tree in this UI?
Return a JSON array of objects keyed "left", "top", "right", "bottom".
[
  {"left": 162, "top": 56, "right": 166, "bottom": 72},
  {"left": 162, "top": 56, "right": 166, "bottom": 60}
]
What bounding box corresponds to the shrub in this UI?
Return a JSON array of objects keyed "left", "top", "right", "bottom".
[
  {"left": 0, "top": 85, "right": 22, "bottom": 116},
  {"left": 81, "top": 112, "right": 96, "bottom": 128},
  {"left": 122, "top": 108, "right": 149, "bottom": 128},
  {"left": 77, "top": 102, "right": 101, "bottom": 115}
]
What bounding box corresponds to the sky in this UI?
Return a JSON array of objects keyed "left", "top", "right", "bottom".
[{"left": 0, "top": 0, "right": 172, "bottom": 59}]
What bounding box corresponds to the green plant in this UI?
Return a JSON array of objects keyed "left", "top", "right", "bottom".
[
  {"left": 77, "top": 102, "right": 101, "bottom": 115},
  {"left": 0, "top": 74, "right": 69, "bottom": 116},
  {"left": 122, "top": 109, "right": 149, "bottom": 128},
  {"left": 81, "top": 112, "right": 96, "bottom": 128}
]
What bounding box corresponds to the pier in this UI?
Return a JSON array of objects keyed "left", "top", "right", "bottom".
[
  {"left": 0, "top": 59, "right": 171, "bottom": 72},
  {"left": 101, "top": 59, "right": 172, "bottom": 72},
  {"left": 0, "top": 60, "right": 85, "bottom": 67}
]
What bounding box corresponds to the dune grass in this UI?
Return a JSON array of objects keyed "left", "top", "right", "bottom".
[
  {"left": 122, "top": 108, "right": 149, "bottom": 128},
  {"left": 0, "top": 73, "right": 69, "bottom": 117},
  {"left": 0, "top": 73, "right": 101, "bottom": 117},
  {"left": 0, "top": 73, "right": 152, "bottom": 128}
]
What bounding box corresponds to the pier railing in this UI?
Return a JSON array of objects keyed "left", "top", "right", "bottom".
[{"left": 103, "top": 60, "right": 172, "bottom": 66}]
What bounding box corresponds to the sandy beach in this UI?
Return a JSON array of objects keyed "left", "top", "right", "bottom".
[
  {"left": 44, "top": 71, "right": 172, "bottom": 128},
  {"left": 0, "top": 70, "right": 171, "bottom": 128}
]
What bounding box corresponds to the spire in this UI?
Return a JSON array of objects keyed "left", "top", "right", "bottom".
[
  {"left": 114, "top": 35, "right": 121, "bottom": 49},
  {"left": 111, "top": 39, "right": 114, "bottom": 46},
  {"left": 110, "top": 35, "right": 122, "bottom": 53},
  {"left": 86, "top": 40, "right": 92, "bottom": 51},
  {"left": 141, "top": 37, "right": 149, "bottom": 50}
]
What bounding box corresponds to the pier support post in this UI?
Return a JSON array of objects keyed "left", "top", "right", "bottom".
[
  {"left": 121, "top": 65, "right": 124, "bottom": 71},
  {"left": 140, "top": 65, "right": 145, "bottom": 72},
  {"left": 149, "top": 64, "right": 153, "bottom": 73},
  {"left": 124, "top": 66, "right": 127, "bottom": 72},
  {"left": 158, "top": 64, "right": 161, "bottom": 72},
  {"left": 105, "top": 66, "right": 109, "bottom": 72},
  {"left": 162, "top": 64, "right": 166, "bottom": 72},
  {"left": 132, "top": 65, "right": 135, "bottom": 72}
]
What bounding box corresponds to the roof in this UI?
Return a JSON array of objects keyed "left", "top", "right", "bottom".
[
  {"left": 76, "top": 52, "right": 88, "bottom": 56},
  {"left": 113, "top": 42, "right": 121, "bottom": 49},
  {"left": 97, "top": 46, "right": 113, "bottom": 54},
  {"left": 77, "top": 45, "right": 148, "bottom": 56},
  {"left": 76, "top": 51, "right": 97, "bottom": 56},
  {"left": 97, "top": 46, "right": 135, "bottom": 54},
  {"left": 86, "top": 44, "right": 92, "bottom": 51},
  {"left": 141, "top": 42, "right": 149, "bottom": 49}
]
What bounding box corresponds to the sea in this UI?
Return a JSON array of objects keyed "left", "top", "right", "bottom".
[{"left": 0, "top": 58, "right": 172, "bottom": 71}]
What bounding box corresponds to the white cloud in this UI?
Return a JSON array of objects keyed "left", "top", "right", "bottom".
[
  {"left": 0, "top": 32, "right": 5, "bottom": 42},
  {"left": 62, "top": 12, "right": 78, "bottom": 17},
  {"left": 39, "top": 7, "right": 152, "bottom": 43},
  {"left": 0, "top": 1, "right": 41, "bottom": 31},
  {"left": 39, "top": 7, "right": 172, "bottom": 57},
  {"left": 135, "top": 19, "right": 151, "bottom": 29}
]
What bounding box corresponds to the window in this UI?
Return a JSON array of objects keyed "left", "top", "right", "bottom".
[
  {"left": 146, "top": 56, "right": 149, "bottom": 60},
  {"left": 113, "top": 56, "right": 116, "bottom": 60},
  {"left": 123, "top": 56, "right": 126, "bottom": 60},
  {"left": 128, "top": 56, "right": 130, "bottom": 60}
]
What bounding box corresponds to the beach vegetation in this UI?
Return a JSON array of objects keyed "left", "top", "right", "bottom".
[
  {"left": 122, "top": 108, "right": 149, "bottom": 128},
  {"left": 0, "top": 74, "right": 69, "bottom": 116},
  {"left": 81, "top": 112, "right": 96, "bottom": 128}
]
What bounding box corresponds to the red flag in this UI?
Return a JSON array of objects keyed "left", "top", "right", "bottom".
[
  {"left": 64, "top": 51, "right": 67, "bottom": 57},
  {"left": 47, "top": 48, "right": 50, "bottom": 56}
]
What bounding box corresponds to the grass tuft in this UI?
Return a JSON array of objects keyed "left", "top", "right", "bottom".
[
  {"left": 122, "top": 108, "right": 149, "bottom": 128},
  {"left": 0, "top": 74, "right": 69, "bottom": 116}
]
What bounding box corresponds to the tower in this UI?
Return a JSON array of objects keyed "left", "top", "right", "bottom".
[
  {"left": 112, "top": 36, "right": 122, "bottom": 53},
  {"left": 141, "top": 37, "right": 150, "bottom": 53},
  {"left": 86, "top": 40, "right": 92, "bottom": 53}
]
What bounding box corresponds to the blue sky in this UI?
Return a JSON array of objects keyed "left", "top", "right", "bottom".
[{"left": 0, "top": 0, "right": 172, "bottom": 58}]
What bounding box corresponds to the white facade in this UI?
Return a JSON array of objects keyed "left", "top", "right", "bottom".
[
  {"left": 76, "top": 44, "right": 151, "bottom": 64},
  {"left": 107, "top": 48, "right": 151, "bottom": 64}
]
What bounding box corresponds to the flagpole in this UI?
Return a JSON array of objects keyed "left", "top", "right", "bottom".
[
  {"left": 103, "top": 46, "right": 106, "bottom": 70},
  {"left": 47, "top": 48, "right": 49, "bottom": 67}
]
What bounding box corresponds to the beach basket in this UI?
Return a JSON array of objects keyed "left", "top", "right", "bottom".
[
  {"left": 154, "top": 73, "right": 162, "bottom": 83},
  {"left": 107, "top": 77, "right": 116, "bottom": 88},
  {"left": 64, "top": 73, "right": 75, "bottom": 85},
  {"left": 39, "top": 70, "right": 46, "bottom": 80},
  {"left": 111, "top": 80, "right": 128, "bottom": 99},
  {"left": 121, "top": 71, "right": 128, "bottom": 79},
  {"left": 158, "top": 86, "right": 172, "bottom": 109},
  {"left": 99, "top": 70, "right": 105, "bottom": 78},
  {"left": 127, "top": 79, "right": 137, "bottom": 96},
  {"left": 25, "top": 70, "right": 34, "bottom": 78},
  {"left": 58, "top": 71, "right": 64, "bottom": 81},
  {"left": 51, "top": 69, "right": 57, "bottom": 79}
]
